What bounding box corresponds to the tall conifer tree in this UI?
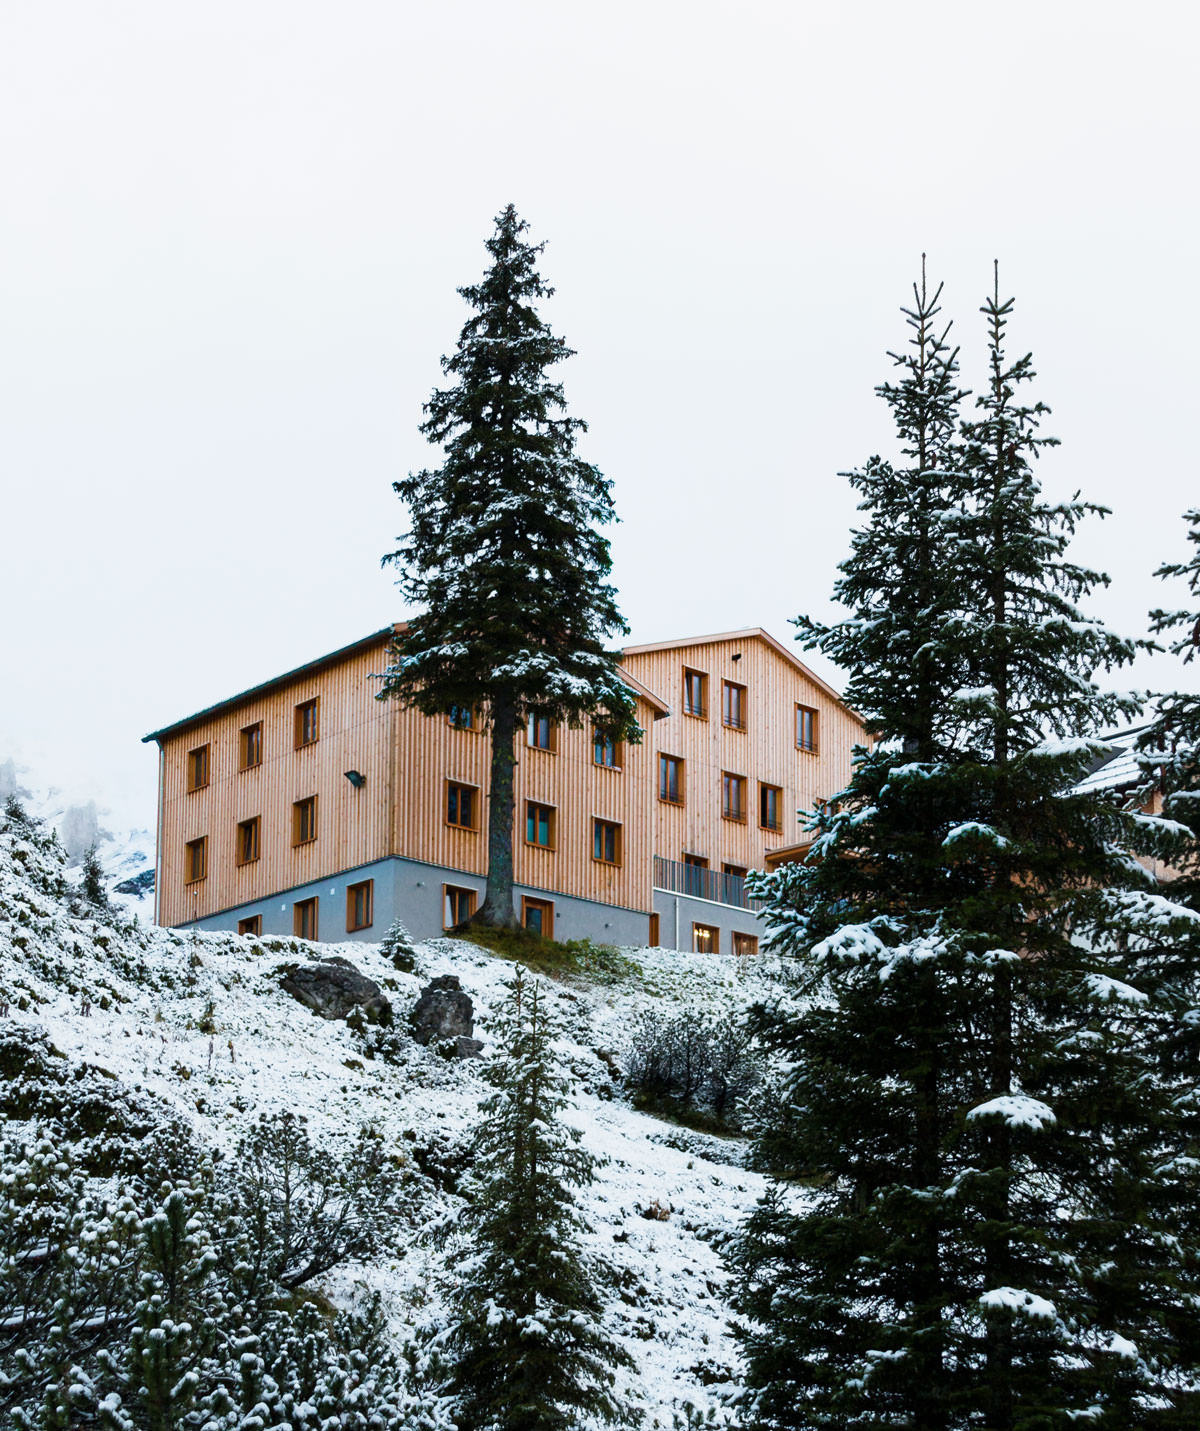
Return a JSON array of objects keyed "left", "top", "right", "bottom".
[
  {"left": 381, "top": 207, "right": 638, "bottom": 927},
  {"left": 733, "top": 269, "right": 1200, "bottom": 1428}
]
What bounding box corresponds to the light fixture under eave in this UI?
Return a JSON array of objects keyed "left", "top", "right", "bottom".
[{"left": 344, "top": 770, "right": 366, "bottom": 788}]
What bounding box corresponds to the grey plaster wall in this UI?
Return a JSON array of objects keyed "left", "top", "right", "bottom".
[
  {"left": 181, "top": 855, "right": 652, "bottom": 947},
  {"left": 651, "top": 888, "right": 767, "bottom": 954}
]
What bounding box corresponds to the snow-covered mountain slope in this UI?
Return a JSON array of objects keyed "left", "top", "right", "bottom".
[{"left": 0, "top": 800, "right": 784, "bottom": 1427}]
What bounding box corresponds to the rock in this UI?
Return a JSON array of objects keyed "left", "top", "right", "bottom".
[
  {"left": 410, "top": 975, "right": 475, "bottom": 1047},
  {"left": 453, "top": 1036, "right": 484, "bottom": 1059},
  {"left": 279, "top": 958, "right": 392, "bottom": 1025}
]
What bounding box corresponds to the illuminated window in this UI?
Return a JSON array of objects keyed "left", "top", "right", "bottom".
[
  {"left": 796, "top": 704, "right": 818, "bottom": 753},
  {"left": 294, "top": 897, "right": 318, "bottom": 940},
  {"left": 722, "top": 772, "right": 747, "bottom": 822},
  {"left": 527, "top": 712, "right": 555, "bottom": 750},
  {"left": 447, "top": 781, "right": 477, "bottom": 829},
  {"left": 236, "top": 816, "right": 261, "bottom": 865},
  {"left": 722, "top": 680, "right": 747, "bottom": 730},
  {"left": 444, "top": 884, "right": 476, "bottom": 929},
  {"left": 760, "top": 782, "right": 783, "bottom": 832},
  {"left": 184, "top": 836, "right": 207, "bottom": 884},
  {"left": 526, "top": 801, "right": 555, "bottom": 848},
  {"left": 593, "top": 818, "right": 622, "bottom": 865},
  {"left": 239, "top": 723, "right": 262, "bottom": 770},
  {"left": 659, "top": 754, "right": 684, "bottom": 804},
  {"left": 187, "top": 745, "right": 209, "bottom": 792},
  {"left": 346, "top": 880, "right": 374, "bottom": 932},
  {"left": 683, "top": 668, "right": 707, "bottom": 718},
  {"left": 733, "top": 931, "right": 759, "bottom": 957},
  {"left": 693, "top": 923, "right": 719, "bottom": 954},
  {"left": 293, "top": 796, "right": 317, "bottom": 846},
  {"left": 295, "top": 699, "right": 319, "bottom": 749}
]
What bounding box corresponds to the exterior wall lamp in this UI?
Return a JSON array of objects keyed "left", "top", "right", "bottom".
[{"left": 344, "top": 770, "right": 366, "bottom": 788}]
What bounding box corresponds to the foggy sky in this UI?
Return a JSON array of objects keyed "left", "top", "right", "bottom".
[{"left": 2, "top": 1, "right": 1197, "bottom": 829}]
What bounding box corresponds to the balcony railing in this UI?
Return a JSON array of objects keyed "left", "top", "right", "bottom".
[{"left": 653, "top": 855, "right": 766, "bottom": 912}]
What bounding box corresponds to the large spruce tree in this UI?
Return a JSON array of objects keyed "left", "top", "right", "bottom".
[
  {"left": 733, "top": 269, "right": 1200, "bottom": 1428},
  {"left": 381, "top": 206, "right": 638, "bottom": 927},
  {"left": 436, "top": 970, "right": 632, "bottom": 1430}
]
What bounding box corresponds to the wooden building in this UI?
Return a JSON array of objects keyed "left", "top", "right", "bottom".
[{"left": 144, "top": 626, "right": 865, "bottom": 951}]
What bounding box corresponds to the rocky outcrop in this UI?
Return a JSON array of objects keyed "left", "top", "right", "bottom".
[
  {"left": 279, "top": 957, "right": 392, "bottom": 1025},
  {"left": 410, "top": 975, "right": 479, "bottom": 1056}
]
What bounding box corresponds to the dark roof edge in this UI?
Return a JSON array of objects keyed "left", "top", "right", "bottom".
[{"left": 142, "top": 627, "right": 397, "bottom": 744}]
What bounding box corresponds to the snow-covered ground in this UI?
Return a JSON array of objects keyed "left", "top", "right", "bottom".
[{"left": 0, "top": 801, "right": 785, "bottom": 1427}]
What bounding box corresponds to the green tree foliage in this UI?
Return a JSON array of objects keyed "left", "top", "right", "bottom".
[
  {"left": 732, "top": 267, "right": 1200, "bottom": 1429},
  {"left": 381, "top": 205, "right": 639, "bottom": 927},
  {"left": 437, "top": 970, "right": 632, "bottom": 1430}
]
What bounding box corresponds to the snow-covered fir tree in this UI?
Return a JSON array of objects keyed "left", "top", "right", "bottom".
[
  {"left": 434, "top": 969, "right": 632, "bottom": 1430},
  {"left": 732, "top": 269, "right": 1200, "bottom": 1429},
  {"left": 380, "top": 205, "right": 639, "bottom": 928}
]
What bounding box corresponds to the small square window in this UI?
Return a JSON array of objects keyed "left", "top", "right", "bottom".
[
  {"left": 294, "top": 897, "right": 318, "bottom": 941},
  {"left": 526, "top": 801, "right": 556, "bottom": 849},
  {"left": 796, "top": 704, "right": 818, "bottom": 753},
  {"left": 522, "top": 896, "right": 554, "bottom": 937},
  {"left": 295, "top": 699, "right": 319, "bottom": 749},
  {"left": 593, "top": 818, "right": 622, "bottom": 865},
  {"left": 683, "top": 668, "right": 707, "bottom": 718},
  {"left": 693, "top": 922, "right": 719, "bottom": 955},
  {"left": 722, "top": 680, "right": 747, "bottom": 730},
  {"left": 447, "top": 781, "right": 477, "bottom": 830},
  {"left": 593, "top": 730, "right": 622, "bottom": 768},
  {"left": 659, "top": 754, "right": 684, "bottom": 805},
  {"left": 187, "top": 744, "right": 210, "bottom": 792},
  {"left": 236, "top": 816, "right": 261, "bottom": 865},
  {"left": 444, "top": 884, "right": 476, "bottom": 930},
  {"left": 238, "top": 915, "right": 262, "bottom": 937},
  {"left": 239, "top": 723, "right": 263, "bottom": 770},
  {"left": 346, "top": 879, "right": 374, "bottom": 932},
  {"left": 447, "top": 706, "right": 476, "bottom": 730},
  {"left": 760, "top": 782, "right": 783, "bottom": 832},
  {"left": 293, "top": 796, "right": 317, "bottom": 846},
  {"left": 527, "top": 712, "right": 555, "bottom": 751},
  {"left": 722, "top": 772, "right": 747, "bottom": 822},
  {"left": 733, "top": 931, "right": 759, "bottom": 957},
  {"left": 184, "top": 836, "right": 207, "bottom": 884}
]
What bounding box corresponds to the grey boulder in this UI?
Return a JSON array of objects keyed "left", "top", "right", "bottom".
[
  {"left": 410, "top": 975, "right": 476, "bottom": 1051},
  {"left": 279, "top": 956, "right": 392, "bottom": 1025}
]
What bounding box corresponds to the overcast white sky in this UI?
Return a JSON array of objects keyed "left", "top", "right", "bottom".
[{"left": 2, "top": 1, "right": 1197, "bottom": 828}]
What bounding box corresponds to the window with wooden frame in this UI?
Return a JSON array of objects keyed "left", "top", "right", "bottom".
[
  {"left": 722, "top": 772, "right": 747, "bottom": 822},
  {"left": 759, "top": 781, "right": 783, "bottom": 832},
  {"left": 682, "top": 668, "right": 707, "bottom": 718},
  {"left": 443, "top": 884, "right": 476, "bottom": 930},
  {"left": 593, "top": 729, "right": 622, "bottom": 768},
  {"left": 796, "top": 703, "right": 818, "bottom": 753},
  {"left": 294, "top": 698, "right": 319, "bottom": 749},
  {"left": 294, "top": 897, "right": 318, "bottom": 940},
  {"left": 237, "top": 915, "right": 262, "bottom": 937},
  {"left": 692, "top": 922, "right": 719, "bottom": 955},
  {"left": 446, "top": 780, "right": 477, "bottom": 830},
  {"left": 292, "top": 795, "right": 317, "bottom": 846},
  {"left": 186, "top": 744, "right": 209, "bottom": 792},
  {"left": 733, "top": 931, "right": 759, "bottom": 957},
  {"left": 447, "top": 705, "right": 476, "bottom": 730},
  {"left": 525, "top": 800, "right": 556, "bottom": 849},
  {"left": 239, "top": 722, "right": 263, "bottom": 770},
  {"left": 184, "top": 836, "right": 207, "bottom": 884},
  {"left": 346, "top": 879, "right": 374, "bottom": 932},
  {"left": 235, "top": 816, "right": 261, "bottom": 866},
  {"left": 722, "top": 680, "right": 747, "bottom": 730},
  {"left": 592, "top": 817, "right": 622, "bottom": 866},
  {"left": 659, "top": 754, "right": 684, "bottom": 805},
  {"left": 526, "top": 711, "right": 555, "bottom": 751},
  {"left": 721, "top": 863, "right": 748, "bottom": 904},
  {"left": 722, "top": 862, "right": 748, "bottom": 878},
  {"left": 682, "top": 853, "right": 709, "bottom": 898},
  {"left": 521, "top": 896, "right": 554, "bottom": 937}
]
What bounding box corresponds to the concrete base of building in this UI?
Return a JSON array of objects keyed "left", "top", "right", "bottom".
[
  {"left": 650, "top": 888, "right": 767, "bottom": 956},
  {"left": 177, "top": 854, "right": 654, "bottom": 947}
]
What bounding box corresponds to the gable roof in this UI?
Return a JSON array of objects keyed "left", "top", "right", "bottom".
[{"left": 622, "top": 627, "right": 860, "bottom": 722}]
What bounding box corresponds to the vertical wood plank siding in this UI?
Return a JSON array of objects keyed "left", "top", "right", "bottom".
[{"left": 620, "top": 636, "right": 863, "bottom": 875}]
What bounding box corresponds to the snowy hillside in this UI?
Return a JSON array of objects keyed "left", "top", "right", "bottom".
[{"left": 0, "top": 796, "right": 788, "bottom": 1427}]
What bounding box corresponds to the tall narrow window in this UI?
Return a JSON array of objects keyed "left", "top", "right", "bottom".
[
  {"left": 525, "top": 801, "right": 555, "bottom": 848},
  {"left": 659, "top": 754, "right": 684, "bottom": 805},
  {"left": 722, "top": 772, "right": 747, "bottom": 822},
  {"left": 295, "top": 698, "right": 319, "bottom": 749},
  {"left": 693, "top": 923, "right": 719, "bottom": 954},
  {"left": 184, "top": 836, "right": 207, "bottom": 884},
  {"left": 683, "top": 668, "right": 707, "bottom": 718},
  {"left": 760, "top": 782, "right": 783, "bottom": 832},
  {"left": 239, "top": 723, "right": 263, "bottom": 770},
  {"left": 293, "top": 796, "right": 317, "bottom": 846},
  {"left": 294, "top": 897, "right": 318, "bottom": 940},
  {"left": 237, "top": 915, "right": 262, "bottom": 937},
  {"left": 447, "top": 706, "right": 476, "bottom": 730},
  {"left": 527, "top": 712, "right": 555, "bottom": 750},
  {"left": 593, "top": 730, "right": 621, "bottom": 768},
  {"left": 444, "top": 884, "right": 476, "bottom": 929},
  {"left": 447, "top": 781, "right": 477, "bottom": 829},
  {"left": 682, "top": 853, "right": 709, "bottom": 898},
  {"left": 186, "top": 744, "right": 209, "bottom": 792},
  {"left": 236, "top": 816, "right": 261, "bottom": 865},
  {"left": 593, "top": 818, "right": 622, "bottom": 865},
  {"left": 796, "top": 704, "right": 818, "bottom": 753},
  {"left": 522, "top": 896, "right": 554, "bottom": 937},
  {"left": 722, "top": 680, "right": 747, "bottom": 730},
  {"left": 346, "top": 880, "right": 374, "bottom": 932}
]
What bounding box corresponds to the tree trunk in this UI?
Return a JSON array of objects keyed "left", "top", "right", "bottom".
[{"left": 476, "top": 695, "right": 520, "bottom": 928}]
